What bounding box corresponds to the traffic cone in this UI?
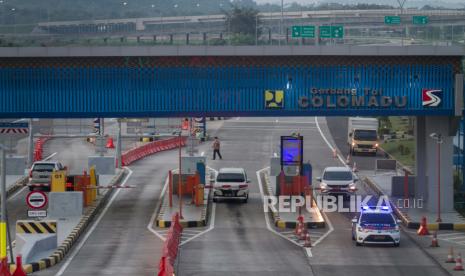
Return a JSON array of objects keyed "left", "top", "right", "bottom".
[
  {"left": 417, "top": 216, "right": 430, "bottom": 236},
  {"left": 295, "top": 215, "right": 304, "bottom": 236},
  {"left": 12, "top": 255, "right": 26, "bottom": 276},
  {"left": 304, "top": 232, "right": 312, "bottom": 247},
  {"left": 0, "top": 257, "right": 11, "bottom": 276},
  {"left": 446, "top": 246, "right": 455, "bottom": 263},
  {"left": 106, "top": 137, "right": 115, "bottom": 149},
  {"left": 299, "top": 227, "right": 307, "bottom": 241},
  {"left": 352, "top": 162, "right": 358, "bottom": 172},
  {"left": 430, "top": 231, "right": 439, "bottom": 247},
  {"left": 454, "top": 253, "right": 464, "bottom": 271},
  {"left": 332, "top": 148, "right": 337, "bottom": 159},
  {"left": 346, "top": 154, "right": 351, "bottom": 164}
]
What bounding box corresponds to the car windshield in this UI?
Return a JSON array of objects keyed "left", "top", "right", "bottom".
[
  {"left": 33, "top": 164, "right": 55, "bottom": 171},
  {"left": 360, "top": 213, "right": 395, "bottom": 225},
  {"left": 217, "top": 173, "right": 245, "bottom": 182},
  {"left": 323, "top": 171, "right": 352, "bottom": 181},
  {"left": 354, "top": 130, "right": 377, "bottom": 141}
]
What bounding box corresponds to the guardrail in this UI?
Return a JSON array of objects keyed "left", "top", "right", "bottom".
[
  {"left": 33, "top": 136, "right": 51, "bottom": 162},
  {"left": 121, "top": 136, "right": 187, "bottom": 166},
  {"left": 378, "top": 147, "right": 413, "bottom": 175},
  {"left": 158, "top": 212, "right": 183, "bottom": 276}
]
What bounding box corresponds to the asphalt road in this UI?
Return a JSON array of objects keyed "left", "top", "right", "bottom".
[
  {"left": 20, "top": 117, "right": 447, "bottom": 276},
  {"left": 325, "top": 117, "right": 388, "bottom": 171},
  {"left": 178, "top": 117, "right": 321, "bottom": 276}
]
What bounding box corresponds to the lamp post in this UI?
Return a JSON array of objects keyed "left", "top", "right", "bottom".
[{"left": 430, "top": 132, "right": 443, "bottom": 223}]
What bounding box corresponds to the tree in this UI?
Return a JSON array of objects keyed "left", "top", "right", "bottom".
[{"left": 224, "top": 5, "right": 260, "bottom": 37}]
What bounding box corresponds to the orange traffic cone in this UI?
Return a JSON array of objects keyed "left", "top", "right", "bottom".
[
  {"left": 454, "top": 253, "right": 464, "bottom": 271},
  {"left": 346, "top": 154, "right": 351, "bottom": 164},
  {"left": 106, "top": 137, "right": 115, "bottom": 149},
  {"left": 304, "top": 232, "right": 312, "bottom": 247},
  {"left": 299, "top": 227, "right": 307, "bottom": 241},
  {"left": 294, "top": 215, "right": 304, "bottom": 236},
  {"left": 352, "top": 162, "right": 358, "bottom": 172},
  {"left": 446, "top": 247, "right": 455, "bottom": 263},
  {"left": 430, "top": 231, "right": 439, "bottom": 247},
  {"left": 0, "top": 257, "right": 11, "bottom": 276},
  {"left": 332, "top": 148, "right": 337, "bottom": 159},
  {"left": 417, "top": 216, "right": 429, "bottom": 236},
  {"left": 12, "top": 255, "right": 26, "bottom": 276}
]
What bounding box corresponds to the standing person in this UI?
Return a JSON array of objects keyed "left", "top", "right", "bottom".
[{"left": 212, "top": 136, "right": 222, "bottom": 160}]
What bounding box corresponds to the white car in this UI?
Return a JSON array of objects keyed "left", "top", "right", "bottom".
[
  {"left": 28, "top": 161, "right": 66, "bottom": 191},
  {"left": 213, "top": 168, "right": 250, "bottom": 203},
  {"left": 317, "top": 166, "right": 357, "bottom": 196},
  {"left": 352, "top": 206, "right": 401, "bottom": 247}
]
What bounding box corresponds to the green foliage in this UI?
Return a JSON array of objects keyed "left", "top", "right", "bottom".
[{"left": 225, "top": 5, "right": 260, "bottom": 37}]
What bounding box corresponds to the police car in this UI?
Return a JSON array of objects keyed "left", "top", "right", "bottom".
[{"left": 351, "top": 206, "right": 401, "bottom": 247}]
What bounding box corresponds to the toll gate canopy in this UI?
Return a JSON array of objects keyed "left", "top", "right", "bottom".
[{"left": 0, "top": 55, "right": 461, "bottom": 118}]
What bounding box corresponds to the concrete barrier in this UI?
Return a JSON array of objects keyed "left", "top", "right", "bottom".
[
  {"left": 48, "top": 192, "right": 83, "bottom": 218},
  {"left": 88, "top": 156, "right": 115, "bottom": 175},
  {"left": 6, "top": 156, "right": 27, "bottom": 175},
  {"left": 16, "top": 234, "right": 57, "bottom": 264}
]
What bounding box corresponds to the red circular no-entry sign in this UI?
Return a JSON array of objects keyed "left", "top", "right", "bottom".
[{"left": 26, "top": 191, "right": 48, "bottom": 209}]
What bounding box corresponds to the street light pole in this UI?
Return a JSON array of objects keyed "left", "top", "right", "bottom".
[
  {"left": 280, "top": 0, "right": 284, "bottom": 46},
  {"left": 0, "top": 144, "right": 6, "bottom": 260}
]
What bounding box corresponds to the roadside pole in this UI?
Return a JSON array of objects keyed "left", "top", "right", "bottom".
[
  {"left": 27, "top": 118, "right": 33, "bottom": 168},
  {"left": 116, "top": 120, "right": 122, "bottom": 168},
  {"left": 178, "top": 133, "right": 183, "bottom": 219},
  {"left": 0, "top": 145, "right": 7, "bottom": 259}
]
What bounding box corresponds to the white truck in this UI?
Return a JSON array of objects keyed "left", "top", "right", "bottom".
[{"left": 347, "top": 117, "right": 379, "bottom": 156}]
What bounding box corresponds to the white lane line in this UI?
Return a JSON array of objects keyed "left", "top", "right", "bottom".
[
  {"left": 314, "top": 117, "right": 347, "bottom": 166},
  {"left": 180, "top": 203, "right": 216, "bottom": 246},
  {"left": 305, "top": 248, "right": 312, "bottom": 258},
  {"left": 441, "top": 236, "right": 465, "bottom": 241},
  {"left": 42, "top": 152, "right": 57, "bottom": 161},
  {"left": 148, "top": 168, "right": 218, "bottom": 246},
  {"left": 256, "top": 167, "right": 302, "bottom": 248},
  {"left": 438, "top": 233, "right": 464, "bottom": 237},
  {"left": 8, "top": 186, "right": 27, "bottom": 200},
  {"left": 311, "top": 210, "right": 334, "bottom": 247},
  {"left": 147, "top": 172, "right": 171, "bottom": 242},
  {"left": 55, "top": 167, "right": 133, "bottom": 276}
]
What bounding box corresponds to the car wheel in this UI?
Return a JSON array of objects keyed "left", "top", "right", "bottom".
[
  {"left": 356, "top": 241, "right": 362, "bottom": 246},
  {"left": 213, "top": 198, "right": 217, "bottom": 203},
  {"left": 394, "top": 242, "right": 400, "bottom": 247},
  {"left": 243, "top": 194, "right": 249, "bottom": 203},
  {"left": 352, "top": 234, "right": 355, "bottom": 241}
]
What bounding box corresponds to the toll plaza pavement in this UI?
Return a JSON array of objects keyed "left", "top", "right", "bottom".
[{"left": 30, "top": 117, "right": 451, "bottom": 275}]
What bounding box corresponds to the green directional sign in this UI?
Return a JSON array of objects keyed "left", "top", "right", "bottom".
[
  {"left": 412, "top": 16, "right": 428, "bottom": 25},
  {"left": 385, "top": 16, "right": 401, "bottom": 25},
  {"left": 319, "top": 26, "right": 332, "bottom": 38},
  {"left": 292, "top": 26, "right": 302, "bottom": 38},
  {"left": 331, "top": 26, "right": 344, "bottom": 38},
  {"left": 319, "top": 26, "right": 344, "bottom": 39},
  {"left": 301, "top": 25, "right": 316, "bottom": 38}
]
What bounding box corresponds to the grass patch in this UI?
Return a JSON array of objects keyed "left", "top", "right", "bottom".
[{"left": 381, "top": 139, "right": 415, "bottom": 168}]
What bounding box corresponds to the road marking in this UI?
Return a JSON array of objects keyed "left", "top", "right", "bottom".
[
  {"left": 42, "top": 152, "right": 57, "bottom": 161},
  {"left": 148, "top": 168, "right": 218, "bottom": 246},
  {"left": 314, "top": 117, "right": 347, "bottom": 166},
  {"left": 305, "top": 248, "right": 312, "bottom": 257},
  {"left": 8, "top": 186, "right": 26, "bottom": 200},
  {"left": 256, "top": 167, "right": 302, "bottom": 248},
  {"left": 147, "top": 172, "right": 171, "bottom": 241},
  {"left": 54, "top": 167, "right": 133, "bottom": 276}
]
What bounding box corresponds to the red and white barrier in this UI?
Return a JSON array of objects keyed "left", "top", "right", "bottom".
[
  {"left": 33, "top": 136, "right": 51, "bottom": 162},
  {"left": 121, "top": 137, "right": 187, "bottom": 167},
  {"left": 158, "top": 213, "right": 183, "bottom": 276}
]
